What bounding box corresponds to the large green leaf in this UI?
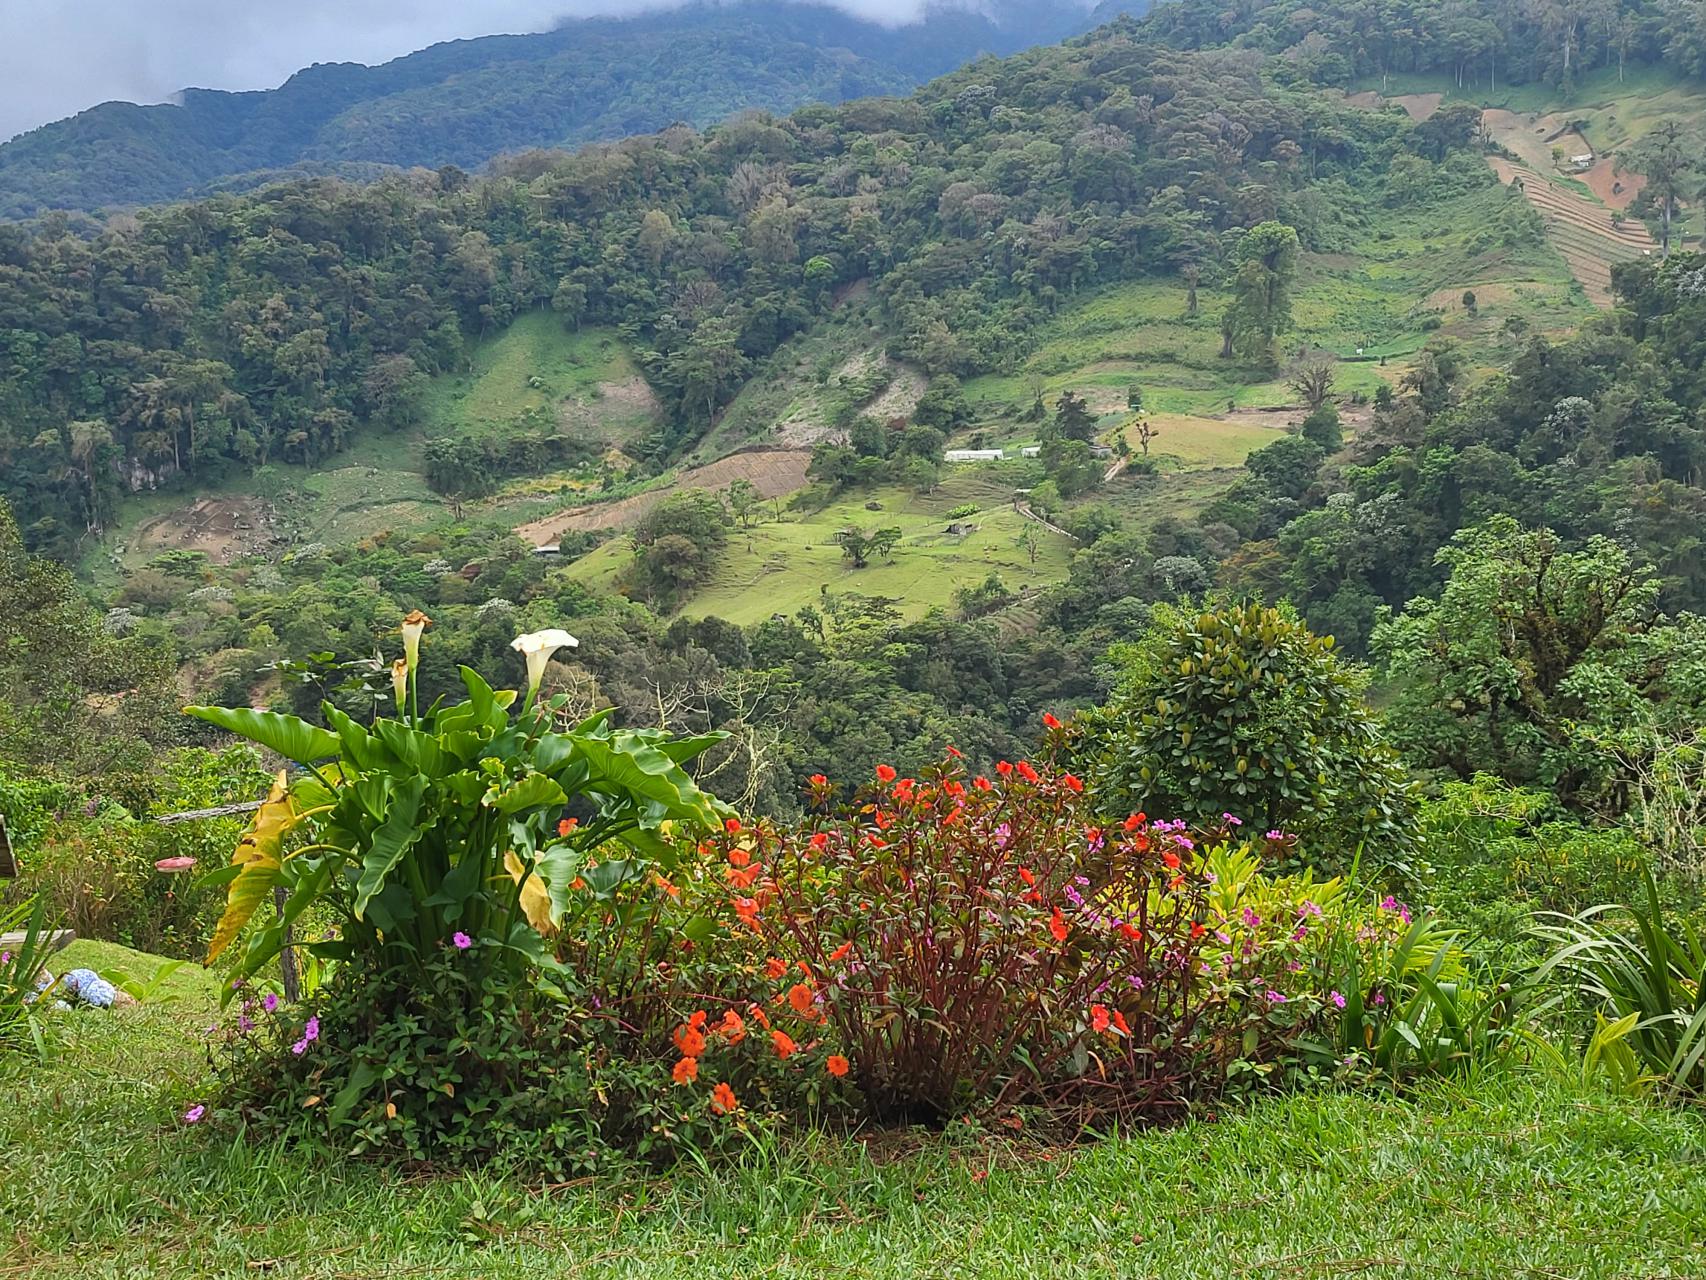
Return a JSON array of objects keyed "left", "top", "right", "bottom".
[
  {"left": 485, "top": 771, "right": 567, "bottom": 816},
  {"left": 353, "top": 776, "right": 428, "bottom": 919},
  {"left": 372, "top": 717, "right": 448, "bottom": 776},
  {"left": 183, "top": 706, "right": 338, "bottom": 764},
  {"left": 565, "top": 731, "right": 726, "bottom": 828}
]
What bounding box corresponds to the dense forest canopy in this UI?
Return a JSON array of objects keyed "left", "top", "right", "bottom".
[
  {"left": 0, "top": 28, "right": 1419, "bottom": 555},
  {"left": 0, "top": 0, "right": 1108, "bottom": 220}
]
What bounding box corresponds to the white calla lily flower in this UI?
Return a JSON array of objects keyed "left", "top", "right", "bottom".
[{"left": 511, "top": 628, "right": 579, "bottom": 701}]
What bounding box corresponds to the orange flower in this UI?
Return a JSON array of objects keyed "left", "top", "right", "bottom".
[
  {"left": 809, "top": 773, "right": 828, "bottom": 786},
  {"left": 655, "top": 874, "right": 681, "bottom": 899},
  {"left": 1091, "top": 1004, "right": 1111, "bottom": 1033},
  {"left": 672, "top": 1056, "right": 699, "bottom": 1084},
  {"left": 894, "top": 777, "right": 915, "bottom": 794},
  {"left": 809, "top": 832, "right": 829, "bottom": 852},
  {"left": 943, "top": 779, "right": 964, "bottom": 797},
  {"left": 1123, "top": 813, "right": 1146, "bottom": 831},
  {"left": 1119, "top": 922, "right": 1143, "bottom": 942},
  {"left": 765, "top": 956, "right": 788, "bottom": 979},
  {"left": 867, "top": 835, "right": 887, "bottom": 850},
  {"left": 945, "top": 745, "right": 963, "bottom": 758},
  {"left": 996, "top": 760, "right": 1014, "bottom": 776},
  {"left": 1043, "top": 712, "right": 1062, "bottom": 730},
  {"left": 673, "top": 1024, "right": 707, "bottom": 1057},
  {"left": 734, "top": 897, "right": 760, "bottom": 928},
  {"left": 688, "top": 1010, "right": 708, "bottom": 1030},
  {"left": 973, "top": 776, "right": 992, "bottom": 791},
  {"left": 1050, "top": 908, "right": 1069, "bottom": 942},
  {"left": 1162, "top": 849, "right": 1181, "bottom": 870},
  {"left": 749, "top": 1003, "right": 772, "bottom": 1030},
  {"left": 1112, "top": 1009, "right": 1132, "bottom": 1036},
  {"left": 1061, "top": 773, "right": 1084, "bottom": 792},
  {"left": 828, "top": 941, "right": 853, "bottom": 963},
  {"left": 724, "top": 817, "right": 743, "bottom": 834},
  {"left": 710, "top": 1082, "right": 738, "bottom": 1114},
  {"left": 826, "top": 1054, "right": 850, "bottom": 1078},
  {"left": 719, "top": 1009, "right": 746, "bottom": 1044},
  {"left": 787, "top": 982, "right": 816, "bottom": 1017},
  {"left": 771, "top": 1029, "right": 797, "bottom": 1059},
  {"left": 726, "top": 864, "right": 762, "bottom": 890},
  {"left": 1016, "top": 761, "right": 1039, "bottom": 783},
  {"left": 875, "top": 763, "right": 897, "bottom": 783},
  {"left": 728, "top": 849, "right": 750, "bottom": 868},
  {"left": 557, "top": 817, "right": 579, "bottom": 837},
  {"left": 1018, "top": 867, "right": 1036, "bottom": 887}
]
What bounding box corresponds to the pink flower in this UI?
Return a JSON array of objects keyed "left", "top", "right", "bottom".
[
  {"left": 1329, "top": 991, "right": 1347, "bottom": 1009},
  {"left": 262, "top": 993, "right": 279, "bottom": 1013},
  {"left": 183, "top": 1104, "right": 205, "bottom": 1124},
  {"left": 452, "top": 932, "right": 472, "bottom": 950},
  {"left": 1265, "top": 990, "right": 1287, "bottom": 1003},
  {"left": 154, "top": 856, "right": 198, "bottom": 873}
]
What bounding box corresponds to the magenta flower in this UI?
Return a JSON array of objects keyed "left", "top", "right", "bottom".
[
  {"left": 303, "top": 1015, "right": 320, "bottom": 1042},
  {"left": 1265, "top": 990, "right": 1287, "bottom": 1003},
  {"left": 183, "top": 1104, "right": 205, "bottom": 1124},
  {"left": 1241, "top": 906, "right": 1261, "bottom": 929},
  {"left": 1329, "top": 990, "right": 1347, "bottom": 1009},
  {"left": 452, "top": 931, "right": 473, "bottom": 950},
  {"left": 1222, "top": 813, "right": 1243, "bottom": 827},
  {"left": 262, "top": 993, "right": 279, "bottom": 1013}
]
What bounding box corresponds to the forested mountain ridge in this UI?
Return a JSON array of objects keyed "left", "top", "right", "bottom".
[
  {"left": 0, "top": 1, "right": 1110, "bottom": 220},
  {"left": 0, "top": 23, "right": 1421, "bottom": 556}
]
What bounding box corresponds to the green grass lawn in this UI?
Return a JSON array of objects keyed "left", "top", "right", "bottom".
[
  {"left": 563, "top": 473, "right": 1076, "bottom": 625},
  {"left": 4, "top": 940, "right": 1704, "bottom": 1278}
]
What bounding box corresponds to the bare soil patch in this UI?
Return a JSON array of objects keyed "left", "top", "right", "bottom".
[
  {"left": 516, "top": 448, "right": 812, "bottom": 544},
  {"left": 132, "top": 496, "right": 281, "bottom": 564}
]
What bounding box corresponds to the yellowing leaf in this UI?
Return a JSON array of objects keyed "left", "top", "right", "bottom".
[
  {"left": 205, "top": 771, "right": 301, "bottom": 965},
  {"left": 504, "top": 848, "right": 556, "bottom": 935}
]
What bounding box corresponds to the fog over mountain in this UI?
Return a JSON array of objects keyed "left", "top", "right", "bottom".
[{"left": 0, "top": 0, "right": 1085, "bottom": 141}]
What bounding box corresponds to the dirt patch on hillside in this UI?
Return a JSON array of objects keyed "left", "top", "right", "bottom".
[
  {"left": 1342, "top": 90, "right": 1441, "bottom": 121},
  {"left": 133, "top": 496, "right": 282, "bottom": 564},
  {"left": 516, "top": 449, "right": 812, "bottom": 544},
  {"left": 557, "top": 375, "right": 662, "bottom": 438},
  {"left": 1582, "top": 156, "right": 1643, "bottom": 209},
  {"left": 774, "top": 351, "right": 927, "bottom": 448},
  {"left": 1391, "top": 92, "right": 1443, "bottom": 121}
]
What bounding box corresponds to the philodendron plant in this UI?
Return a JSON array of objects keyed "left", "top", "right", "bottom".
[{"left": 186, "top": 616, "right": 729, "bottom": 1001}]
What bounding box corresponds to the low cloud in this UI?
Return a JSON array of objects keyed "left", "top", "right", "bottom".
[{"left": 0, "top": 0, "right": 956, "bottom": 141}]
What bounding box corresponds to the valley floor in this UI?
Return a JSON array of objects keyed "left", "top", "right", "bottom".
[{"left": 3, "top": 941, "right": 1703, "bottom": 1279}]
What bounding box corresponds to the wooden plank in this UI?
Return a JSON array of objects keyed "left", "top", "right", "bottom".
[
  {"left": 152, "top": 801, "right": 262, "bottom": 825},
  {"left": 0, "top": 928, "right": 74, "bottom": 953}
]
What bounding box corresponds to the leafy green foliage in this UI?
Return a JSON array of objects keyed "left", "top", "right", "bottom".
[{"left": 1082, "top": 603, "right": 1419, "bottom": 859}]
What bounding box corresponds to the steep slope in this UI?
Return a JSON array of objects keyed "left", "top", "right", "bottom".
[{"left": 0, "top": 0, "right": 1108, "bottom": 219}]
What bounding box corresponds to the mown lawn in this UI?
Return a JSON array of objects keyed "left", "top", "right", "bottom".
[{"left": 3, "top": 940, "right": 1704, "bottom": 1278}]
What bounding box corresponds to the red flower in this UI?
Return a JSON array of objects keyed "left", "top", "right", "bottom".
[
  {"left": 826, "top": 1054, "right": 850, "bottom": 1078},
  {"left": 734, "top": 898, "right": 760, "bottom": 929},
  {"left": 1043, "top": 712, "right": 1062, "bottom": 730},
  {"left": 1018, "top": 867, "right": 1036, "bottom": 887},
  {"left": 809, "top": 832, "right": 829, "bottom": 852},
  {"left": 1091, "top": 1004, "right": 1111, "bottom": 1033},
  {"left": 724, "top": 817, "right": 743, "bottom": 834},
  {"left": 942, "top": 779, "right": 964, "bottom": 797},
  {"left": 828, "top": 941, "right": 853, "bottom": 962},
  {"left": 1162, "top": 849, "right": 1181, "bottom": 870},
  {"left": 1190, "top": 922, "right": 1206, "bottom": 939},
  {"left": 1118, "top": 922, "right": 1143, "bottom": 942},
  {"left": 945, "top": 745, "right": 963, "bottom": 758},
  {"left": 672, "top": 1056, "right": 699, "bottom": 1084},
  {"left": 1050, "top": 908, "right": 1069, "bottom": 942},
  {"left": 711, "top": 1082, "right": 738, "bottom": 1114},
  {"left": 1123, "top": 812, "right": 1147, "bottom": 831},
  {"left": 973, "top": 776, "right": 992, "bottom": 791},
  {"left": 688, "top": 1010, "right": 708, "bottom": 1030},
  {"left": 868, "top": 835, "right": 887, "bottom": 850},
  {"left": 728, "top": 849, "right": 750, "bottom": 867},
  {"left": 894, "top": 777, "right": 915, "bottom": 795},
  {"left": 875, "top": 764, "right": 897, "bottom": 783},
  {"left": 765, "top": 956, "right": 788, "bottom": 979},
  {"left": 996, "top": 760, "right": 1014, "bottom": 777},
  {"left": 673, "top": 1024, "right": 707, "bottom": 1057},
  {"left": 726, "top": 864, "right": 762, "bottom": 890},
  {"left": 557, "top": 817, "right": 579, "bottom": 837},
  {"left": 1113, "top": 1009, "right": 1131, "bottom": 1036},
  {"left": 809, "top": 773, "right": 828, "bottom": 786},
  {"left": 1016, "top": 761, "right": 1039, "bottom": 783},
  {"left": 771, "top": 1029, "right": 797, "bottom": 1059},
  {"left": 1061, "top": 773, "right": 1084, "bottom": 792}
]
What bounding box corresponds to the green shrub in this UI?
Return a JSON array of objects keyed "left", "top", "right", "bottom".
[{"left": 1080, "top": 602, "right": 1419, "bottom": 865}]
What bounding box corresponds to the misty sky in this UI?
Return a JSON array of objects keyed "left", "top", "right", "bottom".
[{"left": 0, "top": 0, "right": 942, "bottom": 142}]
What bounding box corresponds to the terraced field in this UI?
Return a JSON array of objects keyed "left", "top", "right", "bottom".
[{"left": 1488, "top": 156, "right": 1657, "bottom": 304}]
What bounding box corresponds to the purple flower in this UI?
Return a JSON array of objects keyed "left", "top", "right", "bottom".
[
  {"left": 1064, "top": 885, "right": 1084, "bottom": 908},
  {"left": 1297, "top": 900, "right": 1322, "bottom": 919},
  {"left": 303, "top": 1016, "right": 320, "bottom": 1043},
  {"left": 237, "top": 1016, "right": 254, "bottom": 1034},
  {"left": 993, "top": 823, "right": 1011, "bottom": 849},
  {"left": 1241, "top": 907, "right": 1261, "bottom": 929},
  {"left": 1329, "top": 990, "right": 1347, "bottom": 1009},
  {"left": 452, "top": 931, "right": 472, "bottom": 950},
  {"left": 1264, "top": 829, "right": 1286, "bottom": 841},
  {"left": 1214, "top": 929, "right": 1232, "bottom": 946},
  {"left": 1291, "top": 925, "right": 1309, "bottom": 941},
  {"left": 262, "top": 993, "right": 279, "bottom": 1013},
  {"left": 290, "top": 1039, "right": 309, "bottom": 1056},
  {"left": 183, "top": 1104, "right": 205, "bottom": 1124},
  {"left": 1073, "top": 875, "right": 1089, "bottom": 887},
  {"left": 1265, "top": 990, "right": 1287, "bottom": 1003},
  {"left": 1222, "top": 813, "right": 1243, "bottom": 827},
  {"left": 1, "top": 952, "right": 10, "bottom": 966},
  {"left": 1372, "top": 991, "right": 1387, "bottom": 1007}
]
